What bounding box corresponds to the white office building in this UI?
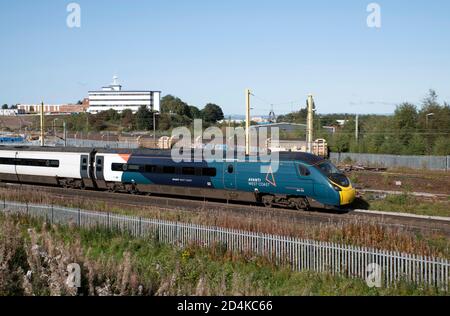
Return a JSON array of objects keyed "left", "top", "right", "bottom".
[{"left": 87, "top": 76, "right": 161, "bottom": 114}]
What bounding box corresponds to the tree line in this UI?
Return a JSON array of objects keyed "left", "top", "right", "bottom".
[
  {"left": 63, "top": 95, "right": 224, "bottom": 133},
  {"left": 278, "top": 90, "right": 450, "bottom": 156}
]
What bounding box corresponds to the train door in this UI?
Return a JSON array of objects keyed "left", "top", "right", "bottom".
[
  {"left": 80, "top": 154, "right": 94, "bottom": 188},
  {"left": 95, "top": 155, "right": 105, "bottom": 181},
  {"left": 295, "top": 163, "right": 314, "bottom": 195},
  {"left": 223, "top": 161, "right": 236, "bottom": 190},
  {"left": 80, "top": 155, "right": 89, "bottom": 179}
]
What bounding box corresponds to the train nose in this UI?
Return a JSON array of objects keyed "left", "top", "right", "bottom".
[{"left": 339, "top": 185, "right": 357, "bottom": 206}]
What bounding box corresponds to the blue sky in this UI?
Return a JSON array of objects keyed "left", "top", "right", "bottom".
[{"left": 1, "top": 0, "right": 449, "bottom": 115}]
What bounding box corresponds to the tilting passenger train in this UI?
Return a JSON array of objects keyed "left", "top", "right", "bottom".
[{"left": 0, "top": 146, "right": 356, "bottom": 210}]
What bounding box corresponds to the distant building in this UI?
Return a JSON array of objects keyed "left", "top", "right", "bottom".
[
  {"left": 87, "top": 76, "right": 161, "bottom": 114},
  {"left": 219, "top": 118, "right": 245, "bottom": 125},
  {"left": 336, "top": 120, "right": 348, "bottom": 126},
  {"left": 252, "top": 117, "right": 270, "bottom": 124},
  {"left": 0, "top": 109, "right": 25, "bottom": 116},
  {"left": 17, "top": 103, "right": 87, "bottom": 114}
]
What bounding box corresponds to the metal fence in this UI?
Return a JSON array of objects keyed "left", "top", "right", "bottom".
[
  {"left": 2, "top": 201, "right": 449, "bottom": 291},
  {"left": 64, "top": 138, "right": 139, "bottom": 149},
  {"left": 331, "top": 152, "right": 450, "bottom": 171}
]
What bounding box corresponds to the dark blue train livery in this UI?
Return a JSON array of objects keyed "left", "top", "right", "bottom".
[{"left": 115, "top": 150, "right": 356, "bottom": 210}]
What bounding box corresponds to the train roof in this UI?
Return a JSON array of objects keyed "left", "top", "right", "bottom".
[{"left": 0, "top": 146, "right": 326, "bottom": 165}]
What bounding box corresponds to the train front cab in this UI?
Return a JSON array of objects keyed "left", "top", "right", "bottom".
[
  {"left": 330, "top": 179, "right": 356, "bottom": 207},
  {"left": 312, "top": 160, "right": 357, "bottom": 209}
]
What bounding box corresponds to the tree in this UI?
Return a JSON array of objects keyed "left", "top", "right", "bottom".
[
  {"left": 188, "top": 106, "right": 202, "bottom": 119},
  {"left": 161, "top": 95, "right": 191, "bottom": 117},
  {"left": 202, "top": 103, "right": 224, "bottom": 123},
  {"left": 394, "top": 103, "right": 418, "bottom": 147},
  {"left": 406, "top": 134, "right": 426, "bottom": 155},
  {"left": 2, "top": 104, "right": 8, "bottom": 110},
  {"left": 277, "top": 109, "right": 308, "bottom": 123},
  {"left": 121, "top": 109, "right": 134, "bottom": 130},
  {"left": 158, "top": 113, "right": 172, "bottom": 131},
  {"left": 433, "top": 137, "right": 450, "bottom": 155},
  {"left": 135, "top": 105, "right": 153, "bottom": 131},
  {"left": 104, "top": 109, "right": 121, "bottom": 122},
  {"left": 422, "top": 89, "right": 439, "bottom": 108}
]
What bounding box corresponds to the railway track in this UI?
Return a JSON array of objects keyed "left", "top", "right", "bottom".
[{"left": 1, "top": 182, "right": 450, "bottom": 236}]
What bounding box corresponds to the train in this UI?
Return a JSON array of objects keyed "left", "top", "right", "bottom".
[{"left": 0, "top": 146, "right": 356, "bottom": 211}]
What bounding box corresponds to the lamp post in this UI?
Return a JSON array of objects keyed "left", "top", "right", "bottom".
[
  {"left": 63, "top": 121, "right": 67, "bottom": 147},
  {"left": 53, "top": 118, "right": 59, "bottom": 136},
  {"left": 426, "top": 113, "right": 435, "bottom": 155},
  {"left": 153, "top": 111, "right": 159, "bottom": 148},
  {"left": 426, "top": 113, "right": 435, "bottom": 128}
]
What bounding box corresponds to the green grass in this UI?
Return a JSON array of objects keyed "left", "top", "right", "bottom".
[
  {"left": 367, "top": 193, "right": 450, "bottom": 217},
  {"left": 3, "top": 214, "right": 446, "bottom": 296},
  {"left": 1, "top": 186, "right": 449, "bottom": 259}
]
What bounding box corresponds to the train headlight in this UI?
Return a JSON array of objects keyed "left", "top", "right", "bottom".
[{"left": 333, "top": 185, "right": 342, "bottom": 192}]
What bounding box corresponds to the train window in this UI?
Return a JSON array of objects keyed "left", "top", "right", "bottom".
[
  {"left": 182, "top": 167, "right": 196, "bottom": 175},
  {"left": 202, "top": 168, "right": 217, "bottom": 177},
  {"left": 48, "top": 160, "right": 59, "bottom": 168},
  {"left": 0, "top": 158, "right": 15, "bottom": 165},
  {"left": 163, "top": 166, "right": 176, "bottom": 174},
  {"left": 298, "top": 165, "right": 310, "bottom": 176},
  {"left": 227, "top": 165, "right": 234, "bottom": 174},
  {"left": 145, "top": 165, "right": 158, "bottom": 173},
  {"left": 127, "top": 165, "right": 141, "bottom": 172},
  {"left": 0, "top": 158, "right": 59, "bottom": 168},
  {"left": 81, "top": 157, "right": 88, "bottom": 171},
  {"left": 112, "top": 163, "right": 124, "bottom": 171}
]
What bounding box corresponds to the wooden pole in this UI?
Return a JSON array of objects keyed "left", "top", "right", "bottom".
[
  {"left": 40, "top": 101, "right": 45, "bottom": 147},
  {"left": 245, "top": 89, "right": 251, "bottom": 156}
]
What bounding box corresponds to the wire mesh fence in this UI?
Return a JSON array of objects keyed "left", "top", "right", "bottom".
[
  {"left": 2, "top": 200, "right": 449, "bottom": 291},
  {"left": 331, "top": 152, "right": 450, "bottom": 171}
]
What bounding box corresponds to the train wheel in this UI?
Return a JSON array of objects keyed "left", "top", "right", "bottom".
[
  {"left": 289, "top": 198, "right": 309, "bottom": 211},
  {"left": 262, "top": 195, "right": 274, "bottom": 208}
]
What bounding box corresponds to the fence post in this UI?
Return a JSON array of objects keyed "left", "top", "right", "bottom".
[
  {"left": 78, "top": 208, "right": 81, "bottom": 227},
  {"left": 3, "top": 197, "right": 5, "bottom": 210},
  {"left": 26, "top": 202, "right": 29, "bottom": 216},
  {"left": 139, "top": 217, "right": 142, "bottom": 237},
  {"left": 51, "top": 204, "right": 54, "bottom": 225}
]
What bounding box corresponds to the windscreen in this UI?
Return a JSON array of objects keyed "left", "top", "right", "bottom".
[{"left": 315, "top": 161, "right": 350, "bottom": 188}]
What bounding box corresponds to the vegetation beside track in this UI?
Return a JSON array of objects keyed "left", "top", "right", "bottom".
[
  {"left": 0, "top": 187, "right": 449, "bottom": 259},
  {"left": 349, "top": 169, "right": 450, "bottom": 196},
  {"left": 364, "top": 193, "right": 450, "bottom": 218},
  {"left": 0, "top": 213, "right": 446, "bottom": 296}
]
